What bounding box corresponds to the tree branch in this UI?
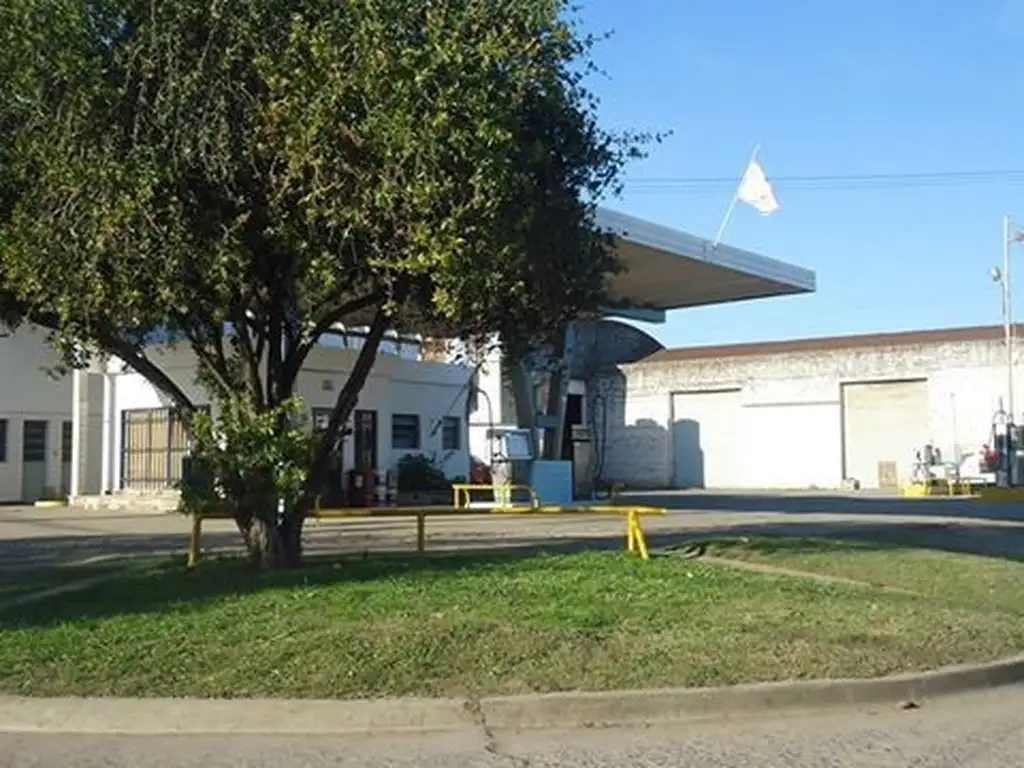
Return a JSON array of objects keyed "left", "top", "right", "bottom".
[
  {"left": 297, "top": 300, "right": 394, "bottom": 517},
  {"left": 99, "top": 335, "right": 197, "bottom": 421},
  {"left": 279, "top": 290, "right": 383, "bottom": 393},
  {"left": 189, "top": 337, "right": 236, "bottom": 401},
  {"left": 231, "top": 314, "right": 265, "bottom": 409}
]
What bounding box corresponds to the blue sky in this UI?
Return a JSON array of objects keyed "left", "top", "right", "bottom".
[{"left": 579, "top": 0, "right": 1024, "bottom": 349}]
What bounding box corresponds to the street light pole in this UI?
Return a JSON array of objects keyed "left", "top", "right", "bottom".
[
  {"left": 1004, "top": 215, "right": 1014, "bottom": 426},
  {"left": 996, "top": 216, "right": 1024, "bottom": 487}
]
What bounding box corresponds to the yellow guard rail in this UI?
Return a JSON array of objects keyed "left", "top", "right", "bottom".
[{"left": 187, "top": 496, "right": 664, "bottom": 567}]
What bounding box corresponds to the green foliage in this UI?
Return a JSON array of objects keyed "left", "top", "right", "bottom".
[
  {"left": 0, "top": 0, "right": 656, "bottom": 546},
  {"left": 178, "top": 397, "right": 313, "bottom": 519},
  {"left": 395, "top": 453, "right": 452, "bottom": 493},
  {"left": 0, "top": 0, "right": 646, "bottom": 370}
]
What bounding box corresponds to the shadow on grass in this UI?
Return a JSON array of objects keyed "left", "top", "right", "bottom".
[{"left": 3, "top": 514, "right": 1024, "bottom": 631}]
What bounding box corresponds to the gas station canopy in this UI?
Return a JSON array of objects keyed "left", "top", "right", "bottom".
[{"left": 598, "top": 208, "right": 815, "bottom": 323}]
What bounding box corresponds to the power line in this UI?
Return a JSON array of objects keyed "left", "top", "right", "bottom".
[{"left": 625, "top": 168, "right": 1024, "bottom": 193}]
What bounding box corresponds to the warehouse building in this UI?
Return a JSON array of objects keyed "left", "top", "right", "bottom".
[
  {"left": 597, "top": 324, "right": 1024, "bottom": 490},
  {"left": 449, "top": 208, "right": 815, "bottom": 495}
]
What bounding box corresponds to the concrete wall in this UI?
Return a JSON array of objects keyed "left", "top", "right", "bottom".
[
  {"left": 0, "top": 327, "right": 73, "bottom": 503},
  {"left": 598, "top": 336, "right": 1024, "bottom": 489},
  {"left": 106, "top": 344, "right": 472, "bottom": 485}
]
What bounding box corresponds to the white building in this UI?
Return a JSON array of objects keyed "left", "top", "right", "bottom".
[
  {"left": 69, "top": 342, "right": 472, "bottom": 507},
  {"left": 599, "top": 324, "right": 1024, "bottom": 491},
  {"left": 0, "top": 325, "right": 472, "bottom": 505},
  {"left": 452, "top": 208, "right": 817, "bottom": 492},
  {"left": 0, "top": 326, "right": 75, "bottom": 503},
  {"left": 1, "top": 207, "right": 820, "bottom": 505}
]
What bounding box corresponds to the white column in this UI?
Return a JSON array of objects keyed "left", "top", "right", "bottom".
[
  {"left": 100, "top": 370, "right": 113, "bottom": 494},
  {"left": 70, "top": 368, "right": 82, "bottom": 498}
]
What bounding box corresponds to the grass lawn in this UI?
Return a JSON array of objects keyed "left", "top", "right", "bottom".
[
  {"left": 0, "top": 559, "right": 132, "bottom": 604},
  {"left": 1, "top": 549, "right": 1023, "bottom": 699},
  {"left": 691, "top": 536, "right": 1024, "bottom": 615}
]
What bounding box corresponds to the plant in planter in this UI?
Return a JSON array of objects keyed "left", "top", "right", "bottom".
[{"left": 395, "top": 454, "right": 452, "bottom": 505}]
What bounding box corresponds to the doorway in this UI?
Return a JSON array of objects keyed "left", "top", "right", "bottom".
[
  {"left": 60, "top": 420, "right": 72, "bottom": 496},
  {"left": 560, "top": 394, "right": 584, "bottom": 460},
  {"left": 311, "top": 408, "right": 346, "bottom": 506},
  {"left": 21, "top": 420, "right": 48, "bottom": 502},
  {"left": 353, "top": 410, "right": 378, "bottom": 471}
]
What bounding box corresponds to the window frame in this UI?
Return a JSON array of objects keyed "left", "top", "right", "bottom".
[
  {"left": 390, "top": 413, "right": 421, "bottom": 450},
  {"left": 441, "top": 416, "right": 461, "bottom": 451}
]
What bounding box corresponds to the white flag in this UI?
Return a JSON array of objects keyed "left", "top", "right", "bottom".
[{"left": 737, "top": 159, "right": 780, "bottom": 215}]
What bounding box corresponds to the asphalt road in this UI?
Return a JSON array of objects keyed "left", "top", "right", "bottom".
[
  {"left": 3, "top": 490, "right": 1024, "bottom": 576},
  {"left": 2, "top": 686, "right": 1022, "bottom": 766}
]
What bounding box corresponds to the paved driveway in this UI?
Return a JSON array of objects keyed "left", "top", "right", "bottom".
[{"left": 2, "top": 490, "right": 1023, "bottom": 575}]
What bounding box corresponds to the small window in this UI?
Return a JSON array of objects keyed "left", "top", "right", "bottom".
[
  {"left": 61, "top": 421, "right": 73, "bottom": 463},
  {"left": 442, "top": 416, "right": 461, "bottom": 451},
  {"left": 0, "top": 420, "right": 7, "bottom": 463},
  {"left": 311, "top": 408, "right": 332, "bottom": 432},
  {"left": 391, "top": 414, "right": 420, "bottom": 450}
]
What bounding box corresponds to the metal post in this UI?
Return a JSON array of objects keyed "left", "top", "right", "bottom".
[
  {"left": 1004, "top": 216, "right": 1016, "bottom": 486},
  {"left": 69, "top": 368, "right": 82, "bottom": 500},
  {"left": 1005, "top": 215, "right": 1014, "bottom": 425},
  {"left": 188, "top": 515, "right": 202, "bottom": 567}
]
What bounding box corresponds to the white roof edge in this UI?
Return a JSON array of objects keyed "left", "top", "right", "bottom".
[{"left": 596, "top": 207, "right": 816, "bottom": 292}]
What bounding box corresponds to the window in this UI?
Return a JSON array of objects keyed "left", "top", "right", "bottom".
[
  {"left": 311, "top": 408, "right": 332, "bottom": 432},
  {"left": 391, "top": 414, "right": 420, "bottom": 450},
  {"left": 442, "top": 416, "right": 461, "bottom": 451},
  {"left": 0, "top": 419, "right": 7, "bottom": 463},
  {"left": 61, "top": 421, "right": 73, "bottom": 463}
]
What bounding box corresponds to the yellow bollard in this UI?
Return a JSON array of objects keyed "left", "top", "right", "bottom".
[
  {"left": 626, "top": 513, "right": 636, "bottom": 553},
  {"left": 416, "top": 513, "right": 426, "bottom": 554},
  {"left": 188, "top": 514, "right": 202, "bottom": 567},
  {"left": 628, "top": 511, "right": 650, "bottom": 560}
]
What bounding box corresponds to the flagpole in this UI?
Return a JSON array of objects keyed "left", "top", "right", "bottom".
[{"left": 713, "top": 142, "right": 761, "bottom": 247}]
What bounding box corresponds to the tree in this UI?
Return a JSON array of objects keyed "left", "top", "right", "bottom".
[{"left": 0, "top": 0, "right": 648, "bottom": 567}]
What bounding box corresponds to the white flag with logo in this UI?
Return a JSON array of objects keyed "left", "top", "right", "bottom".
[{"left": 737, "top": 159, "right": 779, "bottom": 215}]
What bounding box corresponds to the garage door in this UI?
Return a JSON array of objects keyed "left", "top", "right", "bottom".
[
  {"left": 842, "top": 380, "right": 929, "bottom": 489},
  {"left": 671, "top": 390, "right": 741, "bottom": 488},
  {"left": 743, "top": 402, "right": 842, "bottom": 488}
]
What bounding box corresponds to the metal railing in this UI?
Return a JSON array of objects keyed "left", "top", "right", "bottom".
[{"left": 186, "top": 495, "right": 664, "bottom": 566}]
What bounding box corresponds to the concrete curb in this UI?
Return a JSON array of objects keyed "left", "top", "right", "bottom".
[{"left": 1, "top": 654, "right": 1022, "bottom": 735}]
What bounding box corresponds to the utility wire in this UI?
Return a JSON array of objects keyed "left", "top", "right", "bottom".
[{"left": 625, "top": 169, "right": 1024, "bottom": 193}]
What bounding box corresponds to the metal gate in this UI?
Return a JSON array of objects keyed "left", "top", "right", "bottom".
[{"left": 120, "top": 408, "right": 189, "bottom": 490}]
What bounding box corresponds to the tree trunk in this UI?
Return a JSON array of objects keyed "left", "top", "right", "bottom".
[
  {"left": 234, "top": 489, "right": 290, "bottom": 569},
  {"left": 297, "top": 305, "right": 393, "bottom": 516},
  {"left": 506, "top": 355, "right": 538, "bottom": 457},
  {"left": 238, "top": 514, "right": 288, "bottom": 569},
  {"left": 234, "top": 512, "right": 305, "bottom": 570},
  {"left": 279, "top": 513, "right": 304, "bottom": 568}
]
